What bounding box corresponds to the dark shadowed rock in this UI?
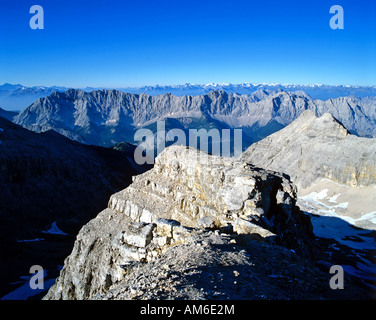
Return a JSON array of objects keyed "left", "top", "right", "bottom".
[{"left": 0, "top": 116, "right": 143, "bottom": 298}]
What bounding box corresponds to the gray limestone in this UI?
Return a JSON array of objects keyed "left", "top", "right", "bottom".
[{"left": 44, "top": 146, "right": 314, "bottom": 300}]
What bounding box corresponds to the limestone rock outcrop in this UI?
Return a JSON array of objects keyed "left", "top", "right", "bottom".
[{"left": 44, "top": 146, "right": 314, "bottom": 300}]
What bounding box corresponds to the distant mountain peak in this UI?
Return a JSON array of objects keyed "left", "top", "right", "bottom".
[
  {"left": 241, "top": 111, "right": 375, "bottom": 189},
  {"left": 284, "top": 110, "right": 350, "bottom": 138}
]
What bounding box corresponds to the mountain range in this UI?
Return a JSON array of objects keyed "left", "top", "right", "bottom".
[
  {"left": 2, "top": 82, "right": 376, "bottom": 111},
  {"left": 11, "top": 89, "right": 376, "bottom": 152},
  {"left": 118, "top": 83, "right": 376, "bottom": 101},
  {"left": 0, "top": 84, "right": 67, "bottom": 111},
  {"left": 1, "top": 85, "right": 375, "bottom": 299}
]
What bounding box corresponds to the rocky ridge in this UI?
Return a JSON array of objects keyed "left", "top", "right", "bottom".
[
  {"left": 241, "top": 110, "right": 376, "bottom": 189},
  {"left": 13, "top": 89, "right": 376, "bottom": 147},
  {"left": 93, "top": 231, "right": 369, "bottom": 300},
  {"left": 44, "top": 146, "right": 319, "bottom": 300},
  {"left": 44, "top": 146, "right": 372, "bottom": 300},
  {"left": 2, "top": 82, "right": 376, "bottom": 111}
]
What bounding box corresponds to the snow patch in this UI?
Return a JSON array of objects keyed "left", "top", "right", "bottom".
[
  {"left": 301, "top": 189, "right": 328, "bottom": 203},
  {"left": 298, "top": 188, "right": 375, "bottom": 251},
  {"left": 17, "top": 238, "right": 44, "bottom": 243},
  {"left": 42, "top": 221, "right": 68, "bottom": 235},
  {"left": 356, "top": 211, "right": 376, "bottom": 225},
  {"left": 328, "top": 193, "right": 340, "bottom": 203},
  {"left": 335, "top": 202, "right": 348, "bottom": 209}
]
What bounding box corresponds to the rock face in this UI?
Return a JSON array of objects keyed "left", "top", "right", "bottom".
[
  {"left": 13, "top": 89, "right": 376, "bottom": 148},
  {"left": 241, "top": 111, "right": 376, "bottom": 189},
  {"left": 44, "top": 146, "right": 316, "bottom": 300}
]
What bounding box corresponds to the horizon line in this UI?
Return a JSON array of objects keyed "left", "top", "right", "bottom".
[{"left": 2, "top": 82, "right": 376, "bottom": 90}]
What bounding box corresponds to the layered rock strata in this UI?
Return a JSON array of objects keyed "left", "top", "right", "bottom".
[{"left": 44, "top": 146, "right": 314, "bottom": 300}]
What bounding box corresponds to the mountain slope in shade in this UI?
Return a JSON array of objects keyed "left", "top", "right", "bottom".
[
  {"left": 0, "top": 107, "right": 18, "bottom": 121},
  {"left": 0, "top": 115, "right": 143, "bottom": 298},
  {"left": 13, "top": 89, "right": 376, "bottom": 151}
]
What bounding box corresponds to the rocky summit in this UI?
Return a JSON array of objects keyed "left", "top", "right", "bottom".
[
  {"left": 44, "top": 146, "right": 370, "bottom": 300},
  {"left": 241, "top": 110, "right": 376, "bottom": 189}
]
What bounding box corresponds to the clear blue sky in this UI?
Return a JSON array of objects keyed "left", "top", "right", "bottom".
[{"left": 0, "top": 0, "right": 375, "bottom": 87}]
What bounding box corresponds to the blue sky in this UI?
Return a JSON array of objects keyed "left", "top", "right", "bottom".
[{"left": 0, "top": 0, "right": 375, "bottom": 87}]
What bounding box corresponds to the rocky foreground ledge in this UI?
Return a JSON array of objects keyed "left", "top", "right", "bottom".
[{"left": 44, "top": 146, "right": 369, "bottom": 300}]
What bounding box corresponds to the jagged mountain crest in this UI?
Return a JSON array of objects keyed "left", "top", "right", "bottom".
[
  {"left": 13, "top": 88, "right": 376, "bottom": 147},
  {"left": 2, "top": 82, "right": 376, "bottom": 111}
]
